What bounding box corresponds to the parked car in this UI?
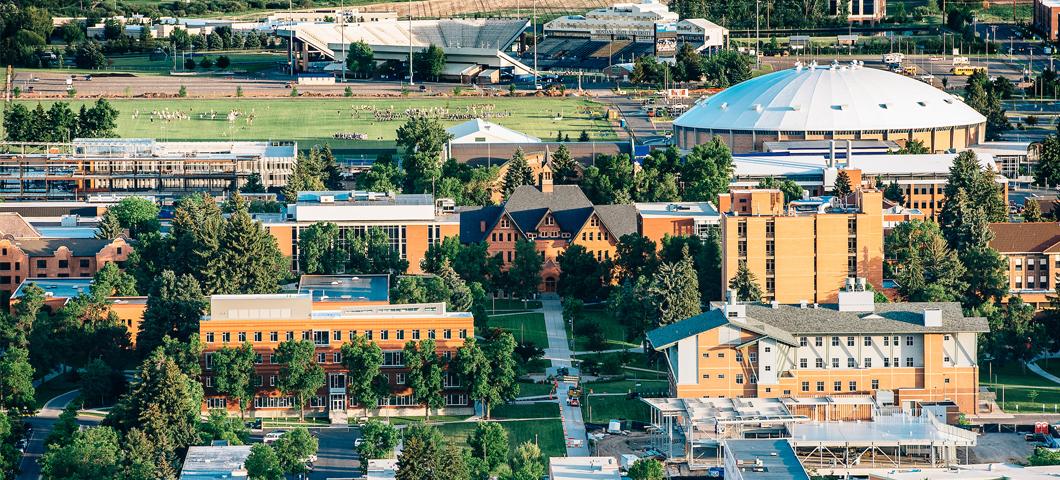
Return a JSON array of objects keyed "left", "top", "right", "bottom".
[
  {"left": 15, "top": 439, "right": 28, "bottom": 453},
  {"left": 263, "top": 430, "right": 288, "bottom": 444}
]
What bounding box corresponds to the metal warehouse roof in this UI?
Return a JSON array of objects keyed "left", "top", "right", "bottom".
[{"left": 674, "top": 63, "right": 986, "bottom": 133}]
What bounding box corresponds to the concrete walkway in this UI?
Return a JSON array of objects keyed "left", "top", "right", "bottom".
[
  {"left": 1027, "top": 353, "right": 1060, "bottom": 385},
  {"left": 540, "top": 294, "right": 590, "bottom": 457}
]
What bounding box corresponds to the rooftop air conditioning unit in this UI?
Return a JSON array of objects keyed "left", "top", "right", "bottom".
[{"left": 319, "top": 195, "right": 335, "bottom": 203}]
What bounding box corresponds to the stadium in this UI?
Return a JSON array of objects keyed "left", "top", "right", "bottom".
[
  {"left": 277, "top": 18, "right": 534, "bottom": 80},
  {"left": 672, "top": 61, "right": 988, "bottom": 153}
]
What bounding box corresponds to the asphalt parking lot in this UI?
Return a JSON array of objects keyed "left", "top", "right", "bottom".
[{"left": 251, "top": 427, "right": 362, "bottom": 479}]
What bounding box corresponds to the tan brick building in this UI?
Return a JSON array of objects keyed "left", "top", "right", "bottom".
[
  {"left": 988, "top": 222, "right": 1060, "bottom": 310},
  {"left": 0, "top": 213, "right": 131, "bottom": 292},
  {"left": 719, "top": 189, "right": 884, "bottom": 304},
  {"left": 460, "top": 183, "right": 637, "bottom": 292},
  {"left": 646, "top": 289, "right": 988, "bottom": 414}
]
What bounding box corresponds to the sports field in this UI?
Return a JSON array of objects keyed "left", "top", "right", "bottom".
[{"left": 12, "top": 97, "right": 616, "bottom": 149}]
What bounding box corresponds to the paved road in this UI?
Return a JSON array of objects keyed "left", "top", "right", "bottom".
[
  {"left": 250, "top": 427, "right": 362, "bottom": 479},
  {"left": 18, "top": 389, "right": 98, "bottom": 480},
  {"left": 540, "top": 294, "right": 590, "bottom": 457}
]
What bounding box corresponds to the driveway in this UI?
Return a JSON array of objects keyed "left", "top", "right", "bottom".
[
  {"left": 541, "top": 294, "right": 590, "bottom": 457},
  {"left": 250, "top": 427, "right": 362, "bottom": 479}
]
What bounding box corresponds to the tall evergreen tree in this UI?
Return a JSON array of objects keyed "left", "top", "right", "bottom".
[
  {"left": 727, "top": 261, "right": 762, "bottom": 302},
  {"left": 40, "top": 426, "right": 124, "bottom": 480},
  {"left": 648, "top": 248, "right": 701, "bottom": 325},
  {"left": 215, "top": 193, "right": 285, "bottom": 294},
  {"left": 438, "top": 262, "right": 473, "bottom": 311},
  {"left": 137, "top": 270, "right": 207, "bottom": 356},
  {"left": 395, "top": 117, "right": 451, "bottom": 194},
  {"left": 299, "top": 221, "right": 346, "bottom": 274},
  {"left": 550, "top": 144, "right": 579, "bottom": 184},
  {"left": 95, "top": 209, "right": 123, "bottom": 239},
  {"left": 884, "top": 180, "right": 906, "bottom": 205},
  {"left": 169, "top": 193, "right": 224, "bottom": 293},
  {"left": 0, "top": 346, "right": 35, "bottom": 412},
  {"left": 939, "top": 150, "right": 1007, "bottom": 239},
  {"left": 240, "top": 172, "right": 266, "bottom": 193},
  {"left": 832, "top": 170, "right": 853, "bottom": 198},
  {"left": 502, "top": 148, "right": 534, "bottom": 197},
  {"left": 396, "top": 424, "right": 443, "bottom": 480},
  {"left": 1024, "top": 198, "right": 1044, "bottom": 222}
]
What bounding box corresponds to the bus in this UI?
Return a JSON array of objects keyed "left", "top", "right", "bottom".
[{"left": 951, "top": 66, "right": 987, "bottom": 76}]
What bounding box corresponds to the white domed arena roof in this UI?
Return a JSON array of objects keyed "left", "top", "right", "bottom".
[{"left": 674, "top": 62, "right": 986, "bottom": 132}]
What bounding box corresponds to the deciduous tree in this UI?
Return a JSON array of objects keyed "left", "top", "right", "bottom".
[
  {"left": 403, "top": 339, "right": 444, "bottom": 420},
  {"left": 212, "top": 342, "right": 257, "bottom": 418},
  {"left": 274, "top": 340, "right": 325, "bottom": 420}
]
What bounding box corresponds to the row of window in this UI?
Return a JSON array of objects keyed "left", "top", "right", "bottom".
[
  {"left": 1015, "top": 276, "right": 1051, "bottom": 289},
  {"left": 231, "top": 393, "right": 471, "bottom": 410},
  {"left": 0, "top": 259, "right": 93, "bottom": 270},
  {"left": 800, "top": 356, "right": 916, "bottom": 369},
  {"left": 204, "top": 350, "right": 454, "bottom": 369},
  {"left": 206, "top": 371, "right": 460, "bottom": 390},
  {"left": 800, "top": 335, "right": 915, "bottom": 348},
  {"left": 203, "top": 328, "right": 468, "bottom": 345}
]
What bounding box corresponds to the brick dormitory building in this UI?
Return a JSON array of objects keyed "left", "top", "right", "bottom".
[
  {"left": 0, "top": 212, "right": 131, "bottom": 293},
  {"left": 646, "top": 283, "right": 988, "bottom": 414},
  {"left": 987, "top": 221, "right": 1060, "bottom": 310}
]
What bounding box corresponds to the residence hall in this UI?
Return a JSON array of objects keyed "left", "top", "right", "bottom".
[
  {"left": 459, "top": 182, "right": 636, "bottom": 292},
  {"left": 987, "top": 222, "right": 1060, "bottom": 310},
  {"left": 199, "top": 275, "right": 474, "bottom": 419},
  {"left": 718, "top": 188, "right": 884, "bottom": 304},
  {"left": 646, "top": 285, "right": 988, "bottom": 414},
  {"left": 0, "top": 212, "right": 131, "bottom": 292},
  {"left": 266, "top": 191, "right": 459, "bottom": 275}
]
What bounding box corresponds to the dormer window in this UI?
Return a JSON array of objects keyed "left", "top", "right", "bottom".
[
  {"left": 545, "top": 215, "right": 555, "bottom": 226},
  {"left": 590, "top": 216, "right": 599, "bottom": 227},
  {"left": 500, "top": 218, "right": 510, "bottom": 228}
]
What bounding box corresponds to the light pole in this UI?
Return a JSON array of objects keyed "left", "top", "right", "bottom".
[
  {"left": 533, "top": 0, "right": 538, "bottom": 87},
  {"left": 340, "top": 0, "right": 346, "bottom": 82},
  {"left": 408, "top": 0, "right": 414, "bottom": 86}
]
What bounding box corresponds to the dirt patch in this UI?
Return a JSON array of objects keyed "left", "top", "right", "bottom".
[
  {"left": 592, "top": 429, "right": 656, "bottom": 458},
  {"left": 969, "top": 432, "right": 1035, "bottom": 464}
]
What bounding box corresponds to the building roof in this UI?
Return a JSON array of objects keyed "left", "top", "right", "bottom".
[
  {"left": 298, "top": 274, "right": 390, "bottom": 302},
  {"left": 460, "top": 185, "right": 637, "bottom": 243},
  {"left": 447, "top": 119, "right": 542, "bottom": 144},
  {"left": 0, "top": 212, "right": 42, "bottom": 238},
  {"left": 988, "top": 222, "right": 1060, "bottom": 253},
  {"left": 14, "top": 237, "right": 124, "bottom": 257},
  {"left": 13, "top": 277, "right": 94, "bottom": 300},
  {"left": 730, "top": 152, "right": 997, "bottom": 180},
  {"left": 635, "top": 201, "right": 719, "bottom": 218},
  {"left": 724, "top": 439, "right": 810, "bottom": 480},
  {"left": 548, "top": 456, "right": 621, "bottom": 480},
  {"left": 647, "top": 302, "right": 988, "bottom": 350},
  {"left": 179, "top": 445, "right": 251, "bottom": 480},
  {"left": 287, "top": 18, "right": 527, "bottom": 50},
  {"left": 674, "top": 63, "right": 986, "bottom": 133}
]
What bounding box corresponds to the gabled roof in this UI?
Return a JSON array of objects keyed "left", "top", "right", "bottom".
[
  {"left": 447, "top": 118, "right": 542, "bottom": 144},
  {"left": 15, "top": 238, "right": 124, "bottom": 257},
  {"left": 988, "top": 222, "right": 1060, "bottom": 253},
  {"left": 460, "top": 185, "right": 637, "bottom": 243}
]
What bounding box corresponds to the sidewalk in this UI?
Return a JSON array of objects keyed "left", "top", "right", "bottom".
[{"left": 541, "top": 294, "right": 590, "bottom": 457}]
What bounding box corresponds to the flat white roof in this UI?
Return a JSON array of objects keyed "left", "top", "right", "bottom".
[
  {"left": 731, "top": 153, "right": 997, "bottom": 178},
  {"left": 549, "top": 457, "right": 621, "bottom": 480},
  {"left": 874, "top": 464, "right": 1060, "bottom": 479},
  {"left": 790, "top": 416, "right": 976, "bottom": 447},
  {"left": 635, "top": 202, "right": 720, "bottom": 218}
]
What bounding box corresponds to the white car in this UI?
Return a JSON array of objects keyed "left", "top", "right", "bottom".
[
  {"left": 354, "top": 438, "right": 364, "bottom": 448},
  {"left": 262, "top": 430, "right": 287, "bottom": 444}
]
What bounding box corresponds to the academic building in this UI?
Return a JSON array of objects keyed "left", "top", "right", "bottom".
[
  {"left": 718, "top": 189, "right": 884, "bottom": 304},
  {"left": 987, "top": 222, "right": 1060, "bottom": 310},
  {"left": 459, "top": 181, "right": 637, "bottom": 292},
  {"left": 646, "top": 286, "right": 988, "bottom": 414},
  {"left": 265, "top": 191, "right": 460, "bottom": 275},
  {"left": 0, "top": 213, "right": 131, "bottom": 292},
  {"left": 198, "top": 275, "right": 474, "bottom": 420}
]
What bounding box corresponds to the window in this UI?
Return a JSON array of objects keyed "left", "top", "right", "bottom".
[
  {"left": 79, "top": 259, "right": 90, "bottom": 268},
  {"left": 944, "top": 335, "right": 951, "bottom": 341},
  {"left": 884, "top": 336, "right": 890, "bottom": 346},
  {"left": 58, "top": 260, "right": 69, "bottom": 268},
  {"left": 380, "top": 330, "right": 389, "bottom": 340},
  {"left": 944, "top": 378, "right": 950, "bottom": 384},
  {"left": 269, "top": 376, "right": 276, "bottom": 387},
  {"left": 383, "top": 351, "right": 404, "bottom": 366},
  {"left": 749, "top": 352, "right": 757, "bottom": 363},
  {"left": 864, "top": 337, "right": 872, "bottom": 347},
  {"left": 333, "top": 352, "right": 342, "bottom": 363},
  {"left": 831, "top": 337, "right": 839, "bottom": 347},
  {"left": 834, "top": 381, "right": 842, "bottom": 391},
  {"left": 884, "top": 358, "right": 891, "bottom": 368},
  {"left": 800, "top": 337, "right": 808, "bottom": 347},
  {"left": 815, "top": 358, "right": 824, "bottom": 368},
  {"left": 286, "top": 331, "right": 294, "bottom": 341},
  {"left": 801, "top": 381, "right": 809, "bottom": 392},
  {"left": 317, "top": 353, "right": 326, "bottom": 363},
  {"left": 238, "top": 332, "right": 247, "bottom": 342},
  {"left": 815, "top": 337, "right": 823, "bottom": 347},
  {"left": 428, "top": 330, "right": 436, "bottom": 339},
  {"left": 365, "top": 330, "right": 373, "bottom": 340},
  {"left": 412, "top": 330, "right": 420, "bottom": 340},
  {"left": 864, "top": 358, "right": 872, "bottom": 368},
  {"left": 736, "top": 352, "right": 743, "bottom": 362},
  {"left": 944, "top": 355, "right": 951, "bottom": 363},
  {"left": 35, "top": 260, "right": 46, "bottom": 269},
  {"left": 848, "top": 358, "right": 856, "bottom": 368},
  {"left": 736, "top": 374, "right": 744, "bottom": 384},
  {"left": 816, "top": 381, "right": 825, "bottom": 392},
  {"left": 847, "top": 336, "right": 855, "bottom": 347},
  {"left": 444, "top": 329, "right": 452, "bottom": 340},
  {"left": 206, "top": 398, "right": 226, "bottom": 409},
  {"left": 206, "top": 332, "right": 215, "bottom": 343},
  {"left": 906, "top": 357, "right": 914, "bottom": 367},
  {"left": 204, "top": 353, "right": 214, "bottom": 370},
  {"left": 893, "top": 357, "right": 899, "bottom": 368},
  {"left": 459, "top": 329, "right": 468, "bottom": 339},
  {"left": 906, "top": 336, "right": 913, "bottom": 346},
  {"left": 702, "top": 374, "right": 710, "bottom": 379},
  {"left": 799, "top": 358, "right": 807, "bottom": 368},
  {"left": 717, "top": 353, "right": 725, "bottom": 358},
  {"left": 221, "top": 332, "right": 230, "bottom": 343},
  {"left": 702, "top": 353, "right": 710, "bottom": 359},
  {"left": 893, "top": 336, "right": 899, "bottom": 346},
  {"left": 832, "top": 358, "right": 840, "bottom": 368},
  {"left": 313, "top": 331, "right": 329, "bottom": 346},
  {"left": 254, "top": 354, "right": 262, "bottom": 365},
  {"left": 254, "top": 332, "right": 262, "bottom": 342},
  {"left": 849, "top": 381, "right": 857, "bottom": 391},
  {"left": 397, "top": 330, "right": 405, "bottom": 340},
  {"left": 765, "top": 221, "right": 775, "bottom": 237},
  {"left": 871, "top": 379, "right": 879, "bottom": 389},
  {"left": 333, "top": 330, "right": 342, "bottom": 341},
  {"left": 396, "top": 373, "right": 406, "bottom": 384}
]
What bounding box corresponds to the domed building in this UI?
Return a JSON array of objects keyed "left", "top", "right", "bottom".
[{"left": 673, "top": 61, "right": 987, "bottom": 153}]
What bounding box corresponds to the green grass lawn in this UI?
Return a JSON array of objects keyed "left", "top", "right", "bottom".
[
  {"left": 581, "top": 395, "right": 651, "bottom": 424},
  {"left": 487, "top": 299, "right": 542, "bottom": 312},
  {"left": 981, "top": 361, "right": 1058, "bottom": 388},
  {"left": 517, "top": 381, "right": 557, "bottom": 398},
  {"left": 485, "top": 312, "right": 548, "bottom": 349},
  {"left": 12, "top": 97, "right": 616, "bottom": 150},
  {"left": 573, "top": 351, "right": 667, "bottom": 378},
  {"left": 436, "top": 419, "right": 566, "bottom": 458},
  {"left": 491, "top": 402, "right": 559, "bottom": 420},
  {"left": 102, "top": 51, "right": 287, "bottom": 74},
  {"left": 981, "top": 361, "right": 1060, "bottom": 412},
  {"left": 572, "top": 306, "right": 637, "bottom": 352},
  {"left": 33, "top": 371, "right": 80, "bottom": 410},
  {"left": 581, "top": 379, "right": 669, "bottom": 395}
]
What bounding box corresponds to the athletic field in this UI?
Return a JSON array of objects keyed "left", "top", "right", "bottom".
[{"left": 12, "top": 97, "right": 616, "bottom": 149}]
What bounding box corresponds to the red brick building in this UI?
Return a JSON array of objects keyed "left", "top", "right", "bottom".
[
  {"left": 1034, "top": 0, "right": 1060, "bottom": 41},
  {"left": 0, "top": 213, "right": 131, "bottom": 292}
]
